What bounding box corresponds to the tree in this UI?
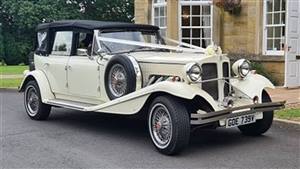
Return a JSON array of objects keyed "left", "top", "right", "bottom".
[
  {"left": 0, "top": 0, "right": 134, "bottom": 65},
  {"left": 0, "top": 23, "right": 4, "bottom": 61},
  {"left": 0, "top": 0, "right": 4, "bottom": 62},
  {"left": 77, "top": 0, "right": 134, "bottom": 22}
]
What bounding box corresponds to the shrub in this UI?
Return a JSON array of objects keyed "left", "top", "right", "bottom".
[
  {"left": 0, "top": 59, "right": 6, "bottom": 66},
  {"left": 251, "top": 62, "right": 278, "bottom": 86}
]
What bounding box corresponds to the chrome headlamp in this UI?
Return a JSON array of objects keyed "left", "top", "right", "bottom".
[
  {"left": 232, "top": 59, "right": 251, "bottom": 78},
  {"left": 186, "top": 63, "right": 202, "bottom": 82}
]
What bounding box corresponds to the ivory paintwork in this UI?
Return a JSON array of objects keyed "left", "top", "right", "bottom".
[{"left": 20, "top": 36, "right": 275, "bottom": 115}]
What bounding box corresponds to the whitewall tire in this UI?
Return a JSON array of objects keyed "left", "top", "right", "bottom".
[
  {"left": 148, "top": 95, "right": 190, "bottom": 155},
  {"left": 24, "top": 81, "right": 51, "bottom": 120}
]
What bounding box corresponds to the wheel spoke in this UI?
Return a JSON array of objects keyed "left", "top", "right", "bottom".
[
  {"left": 108, "top": 64, "right": 127, "bottom": 97},
  {"left": 150, "top": 104, "right": 172, "bottom": 148},
  {"left": 25, "top": 86, "right": 39, "bottom": 116}
]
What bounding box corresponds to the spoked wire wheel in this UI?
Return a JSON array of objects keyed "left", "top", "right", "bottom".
[
  {"left": 25, "top": 86, "right": 40, "bottom": 116},
  {"left": 148, "top": 96, "right": 190, "bottom": 155},
  {"left": 149, "top": 103, "right": 173, "bottom": 149},
  {"left": 104, "top": 56, "right": 137, "bottom": 100},
  {"left": 108, "top": 64, "right": 128, "bottom": 98},
  {"left": 23, "top": 81, "right": 51, "bottom": 120}
]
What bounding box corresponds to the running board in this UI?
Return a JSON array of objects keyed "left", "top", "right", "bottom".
[{"left": 46, "top": 99, "right": 96, "bottom": 111}]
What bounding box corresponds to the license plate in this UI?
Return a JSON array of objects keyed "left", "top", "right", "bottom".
[{"left": 226, "top": 114, "right": 256, "bottom": 128}]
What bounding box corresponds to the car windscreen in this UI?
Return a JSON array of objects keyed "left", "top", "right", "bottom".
[{"left": 98, "top": 30, "right": 162, "bottom": 53}]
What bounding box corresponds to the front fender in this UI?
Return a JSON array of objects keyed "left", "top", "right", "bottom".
[
  {"left": 148, "top": 82, "right": 218, "bottom": 110},
  {"left": 230, "top": 73, "right": 275, "bottom": 101},
  {"left": 91, "top": 81, "right": 219, "bottom": 114},
  {"left": 19, "top": 70, "right": 55, "bottom": 102}
]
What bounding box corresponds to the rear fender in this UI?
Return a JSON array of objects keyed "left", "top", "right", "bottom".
[{"left": 19, "top": 70, "right": 55, "bottom": 102}]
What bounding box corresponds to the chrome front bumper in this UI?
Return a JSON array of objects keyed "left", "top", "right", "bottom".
[{"left": 191, "top": 101, "right": 286, "bottom": 125}]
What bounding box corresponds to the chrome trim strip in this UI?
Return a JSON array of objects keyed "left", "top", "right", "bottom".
[
  {"left": 127, "top": 55, "right": 142, "bottom": 91},
  {"left": 138, "top": 61, "right": 186, "bottom": 65},
  {"left": 188, "top": 77, "right": 238, "bottom": 84},
  {"left": 47, "top": 101, "right": 86, "bottom": 111}
]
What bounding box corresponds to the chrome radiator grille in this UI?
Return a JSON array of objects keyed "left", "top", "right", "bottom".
[
  {"left": 201, "top": 63, "right": 218, "bottom": 100},
  {"left": 223, "top": 62, "right": 230, "bottom": 97},
  {"left": 201, "top": 62, "right": 230, "bottom": 100}
]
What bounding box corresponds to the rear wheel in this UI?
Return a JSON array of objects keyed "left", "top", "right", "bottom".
[
  {"left": 148, "top": 96, "right": 190, "bottom": 155},
  {"left": 238, "top": 91, "right": 273, "bottom": 136},
  {"left": 24, "top": 81, "right": 51, "bottom": 120}
]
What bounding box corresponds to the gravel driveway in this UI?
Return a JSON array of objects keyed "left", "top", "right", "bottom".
[{"left": 1, "top": 89, "right": 299, "bottom": 169}]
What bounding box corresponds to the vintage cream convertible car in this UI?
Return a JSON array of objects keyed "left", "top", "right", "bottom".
[{"left": 20, "top": 20, "right": 285, "bottom": 155}]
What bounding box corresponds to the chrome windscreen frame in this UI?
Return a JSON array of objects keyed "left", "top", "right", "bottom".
[{"left": 93, "top": 30, "right": 206, "bottom": 54}]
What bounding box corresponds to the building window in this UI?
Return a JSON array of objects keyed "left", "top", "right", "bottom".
[
  {"left": 153, "top": 0, "right": 167, "bottom": 37},
  {"left": 263, "top": 0, "right": 286, "bottom": 55},
  {"left": 180, "top": 0, "right": 213, "bottom": 48}
]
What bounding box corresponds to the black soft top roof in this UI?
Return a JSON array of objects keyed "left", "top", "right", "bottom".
[{"left": 37, "top": 20, "right": 159, "bottom": 31}]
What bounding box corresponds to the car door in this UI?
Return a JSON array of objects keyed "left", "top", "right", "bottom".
[
  {"left": 43, "top": 31, "right": 72, "bottom": 95},
  {"left": 67, "top": 32, "right": 101, "bottom": 99},
  {"left": 284, "top": 0, "right": 300, "bottom": 87}
]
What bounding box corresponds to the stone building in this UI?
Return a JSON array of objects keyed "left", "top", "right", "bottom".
[{"left": 134, "top": 0, "right": 300, "bottom": 87}]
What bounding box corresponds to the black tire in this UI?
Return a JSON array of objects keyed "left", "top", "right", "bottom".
[
  {"left": 104, "top": 56, "right": 137, "bottom": 100},
  {"left": 238, "top": 90, "right": 273, "bottom": 136},
  {"left": 148, "top": 95, "right": 190, "bottom": 155},
  {"left": 24, "top": 81, "right": 51, "bottom": 120}
]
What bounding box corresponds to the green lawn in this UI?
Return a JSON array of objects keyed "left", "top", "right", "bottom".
[
  {"left": 275, "top": 108, "right": 300, "bottom": 121},
  {"left": 0, "top": 78, "right": 23, "bottom": 88},
  {"left": 0, "top": 65, "right": 28, "bottom": 75},
  {"left": 0, "top": 66, "right": 26, "bottom": 88}
]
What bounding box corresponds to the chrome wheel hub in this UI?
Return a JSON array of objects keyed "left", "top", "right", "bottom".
[
  {"left": 108, "top": 64, "right": 127, "bottom": 97},
  {"left": 149, "top": 103, "right": 172, "bottom": 149},
  {"left": 25, "top": 86, "right": 39, "bottom": 116}
]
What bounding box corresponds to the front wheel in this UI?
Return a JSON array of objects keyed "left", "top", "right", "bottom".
[
  {"left": 148, "top": 95, "right": 190, "bottom": 155},
  {"left": 238, "top": 90, "right": 273, "bottom": 136},
  {"left": 24, "top": 81, "right": 51, "bottom": 120}
]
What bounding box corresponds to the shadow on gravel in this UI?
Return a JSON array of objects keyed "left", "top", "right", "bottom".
[
  {"left": 46, "top": 107, "right": 274, "bottom": 155},
  {"left": 186, "top": 128, "right": 273, "bottom": 155}
]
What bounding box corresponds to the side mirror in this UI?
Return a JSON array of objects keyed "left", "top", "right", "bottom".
[
  {"left": 77, "top": 48, "right": 88, "bottom": 56},
  {"left": 97, "top": 48, "right": 108, "bottom": 60},
  {"left": 97, "top": 48, "right": 107, "bottom": 55}
]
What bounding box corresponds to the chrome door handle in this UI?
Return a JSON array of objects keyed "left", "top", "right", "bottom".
[{"left": 65, "top": 65, "right": 72, "bottom": 70}]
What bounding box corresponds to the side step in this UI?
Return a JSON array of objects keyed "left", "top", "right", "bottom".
[{"left": 46, "top": 99, "right": 96, "bottom": 111}]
